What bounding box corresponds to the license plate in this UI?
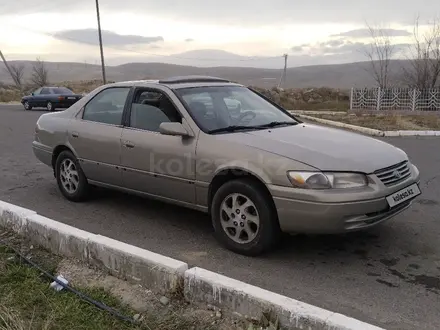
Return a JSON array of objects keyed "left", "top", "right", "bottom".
[
  {"left": 386, "top": 183, "right": 421, "bottom": 208},
  {"left": 67, "top": 97, "right": 76, "bottom": 100}
]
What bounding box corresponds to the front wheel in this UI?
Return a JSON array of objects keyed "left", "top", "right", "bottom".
[
  {"left": 211, "top": 178, "right": 280, "bottom": 256},
  {"left": 55, "top": 150, "right": 89, "bottom": 202},
  {"left": 23, "top": 101, "right": 32, "bottom": 110}
]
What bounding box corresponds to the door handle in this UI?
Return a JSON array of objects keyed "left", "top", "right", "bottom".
[
  {"left": 72, "top": 132, "right": 79, "bottom": 138},
  {"left": 124, "top": 141, "right": 135, "bottom": 148}
]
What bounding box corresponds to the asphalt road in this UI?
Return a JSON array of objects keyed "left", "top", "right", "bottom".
[{"left": 1, "top": 104, "right": 439, "bottom": 329}]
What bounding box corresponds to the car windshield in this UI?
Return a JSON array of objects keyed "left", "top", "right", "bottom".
[
  {"left": 53, "top": 87, "right": 73, "bottom": 94},
  {"left": 174, "top": 86, "right": 298, "bottom": 133}
]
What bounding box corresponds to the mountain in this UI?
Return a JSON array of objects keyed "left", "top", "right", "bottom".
[
  {"left": 95, "top": 49, "right": 286, "bottom": 68},
  {"left": 0, "top": 58, "right": 411, "bottom": 89}
]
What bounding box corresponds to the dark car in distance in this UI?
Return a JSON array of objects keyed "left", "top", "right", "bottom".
[{"left": 21, "top": 86, "right": 83, "bottom": 111}]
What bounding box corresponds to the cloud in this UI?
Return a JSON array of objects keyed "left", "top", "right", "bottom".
[
  {"left": 332, "top": 28, "right": 411, "bottom": 38},
  {"left": 185, "top": 38, "right": 194, "bottom": 42},
  {"left": 1, "top": 0, "right": 436, "bottom": 26},
  {"left": 294, "top": 38, "right": 412, "bottom": 58},
  {"left": 291, "top": 46, "right": 303, "bottom": 52},
  {"left": 319, "top": 39, "right": 345, "bottom": 47},
  {"left": 53, "top": 29, "right": 164, "bottom": 46},
  {"left": 318, "top": 41, "right": 368, "bottom": 55}
]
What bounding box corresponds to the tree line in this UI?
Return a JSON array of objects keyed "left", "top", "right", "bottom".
[
  {"left": 5, "top": 57, "right": 49, "bottom": 91},
  {"left": 364, "top": 16, "right": 440, "bottom": 89}
]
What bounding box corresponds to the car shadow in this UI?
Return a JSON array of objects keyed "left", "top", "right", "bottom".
[
  {"left": 26, "top": 108, "right": 50, "bottom": 112},
  {"left": 88, "top": 185, "right": 213, "bottom": 231},
  {"left": 89, "top": 184, "right": 391, "bottom": 261}
]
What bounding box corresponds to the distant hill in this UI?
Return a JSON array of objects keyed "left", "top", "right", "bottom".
[{"left": 0, "top": 58, "right": 411, "bottom": 89}]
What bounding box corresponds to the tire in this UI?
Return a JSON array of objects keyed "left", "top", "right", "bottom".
[
  {"left": 211, "top": 178, "right": 281, "bottom": 256},
  {"left": 47, "top": 101, "right": 55, "bottom": 112},
  {"left": 55, "top": 150, "right": 89, "bottom": 202},
  {"left": 23, "top": 101, "right": 32, "bottom": 110}
]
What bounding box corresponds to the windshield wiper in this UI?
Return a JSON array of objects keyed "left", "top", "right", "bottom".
[
  {"left": 208, "top": 125, "right": 263, "bottom": 134},
  {"left": 208, "top": 121, "right": 298, "bottom": 134},
  {"left": 256, "top": 121, "right": 299, "bottom": 128}
]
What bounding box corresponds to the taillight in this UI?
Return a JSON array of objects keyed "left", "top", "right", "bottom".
[{"left": 58, "top": 96, "right": 64, "bottom": 101}]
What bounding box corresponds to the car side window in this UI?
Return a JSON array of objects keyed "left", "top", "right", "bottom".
[
  {"left": 129, "top": 89, "right": 182, "bottom": 132},
  {"left": 83, "top": 87, "right": 130, "bottom": 125},
  {"left": 33, "top": 88, "right": 42, "bottom": 95},
  {"left": 41, "top": 88, "right": 51, "bottom": 95}
]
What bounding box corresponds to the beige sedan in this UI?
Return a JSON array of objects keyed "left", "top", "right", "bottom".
[{"left": 32, "top": 76, "right": 421, "bottom": 256}]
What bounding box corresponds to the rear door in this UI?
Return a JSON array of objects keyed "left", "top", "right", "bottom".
[{"left": 68, "top": 86, "right": 132, "bottom": 186}]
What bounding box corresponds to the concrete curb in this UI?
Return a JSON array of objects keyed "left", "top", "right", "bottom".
[
  {"left": 0, "top": 200, "right": 384, "bottom": 330},
  {"left": 0, "top": 200, "right": 188, "bottom": 294},
  {"left": 289, "top": 110, "right": 347, "bottom": 115},
  {"left": 185, "top": 267, "right": 383, "bottom": 330},
  {"left": 291, "top": 113, "right": 440, "bottom": 137}
]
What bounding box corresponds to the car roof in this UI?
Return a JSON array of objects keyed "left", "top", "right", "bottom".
[
  {"left": 41, "top": 86, "right": 71, "bottom": 89},
  {"left": 108, "top": 76, "right": 244, "bottom": 90}
]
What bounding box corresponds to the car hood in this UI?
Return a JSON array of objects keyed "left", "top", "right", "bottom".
[{"left": 217, "top": 123, "right": 408, "bottom": 173}]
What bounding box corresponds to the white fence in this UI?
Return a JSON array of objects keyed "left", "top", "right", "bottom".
[{"left": 350, "top": 88, "right": 440, "bottom": 111}]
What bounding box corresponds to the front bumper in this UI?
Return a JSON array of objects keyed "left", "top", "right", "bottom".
[{"left": 270, "top": 164, "right": 421, "bottom": 234}]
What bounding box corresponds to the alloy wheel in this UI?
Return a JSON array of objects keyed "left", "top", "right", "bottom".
[
  {"left": 59, "top": 159, "right": 80, "bottom": 194},
  {"left": 219, "top": 193, "right": 260, "bottom": 244}
]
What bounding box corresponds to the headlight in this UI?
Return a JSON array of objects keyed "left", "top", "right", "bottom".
[{"left": 287, "top": 171, "right": 368, "bottom": 189}]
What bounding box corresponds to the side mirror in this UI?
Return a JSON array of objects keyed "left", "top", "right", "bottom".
[
  {"left": 159, "top": 122, "right": 190, "bottom": 136},
  {"left": 31, "top": 92, "right": 34, "bottom": 96}
]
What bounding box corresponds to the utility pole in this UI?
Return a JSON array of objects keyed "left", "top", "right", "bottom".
[
  {"left": 95, "top": 0, "right": 107, "bottom": 84},
  {"left": 0, "top": 50, "right": 20, "bottom": 88},
  {"left": 277, "top": 53, "right": 288, "bottom": 89}
]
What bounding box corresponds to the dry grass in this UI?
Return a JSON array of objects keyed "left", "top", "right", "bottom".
[
  {"left": 310, "top": 113, "right": 440, "bottom": 131},
  {"left": 283, "top": 100, "right": 349, "bottom": 111},
  {"left": 0, "top": 88, "right": 22, "bottom": 103}
]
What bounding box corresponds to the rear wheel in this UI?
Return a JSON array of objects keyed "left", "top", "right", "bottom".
[
  {"left": 211, "top": 178, "right": 280, "bottom": 256},
  {"left": 55, "top": 150, "right": 89, "bottom": 202},
  {"left": 47, "top": 102, "right": 55, "bottom": 112}
]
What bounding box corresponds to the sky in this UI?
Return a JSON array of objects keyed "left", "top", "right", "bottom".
[{"left": 0, "top": 0, "right": 438, "bottom": 68}]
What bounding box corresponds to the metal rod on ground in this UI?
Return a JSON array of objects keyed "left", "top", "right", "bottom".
[
  {"left": 0, "top": 50, "right": 20, "bottom": 88},
  {"left": 95, "top": 0, "right": 107, "bottom": 84}
]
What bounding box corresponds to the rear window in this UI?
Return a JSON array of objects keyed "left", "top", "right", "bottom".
[{"left": 53, "top": 87, "right": 73, "bottom": 94}]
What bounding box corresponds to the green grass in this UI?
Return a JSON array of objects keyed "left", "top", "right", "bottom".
[
  {"left": 0, "top": 243, "right": 219, "bottom": 330},
  {"left": 0, "top": 252, "right": 141, "bottom": 330}
]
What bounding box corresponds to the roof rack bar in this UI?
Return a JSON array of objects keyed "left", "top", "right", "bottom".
[{"left": 158, "top": 75, "right": 231, "bottom": 84}]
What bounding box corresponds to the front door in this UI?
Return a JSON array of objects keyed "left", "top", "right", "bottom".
[
  {"left": 120, "top": 87, "right": 197, "bottom": 204},
  {"left": 29, "top": 88, "right": 42, "bottom": 107},
  {"left": 68, "top": 86, "right": 131, "bottom": 186}
]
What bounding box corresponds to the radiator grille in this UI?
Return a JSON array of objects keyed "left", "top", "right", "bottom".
[{"left": 375, "top": 161, "right": 411, "bottom": 186}]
